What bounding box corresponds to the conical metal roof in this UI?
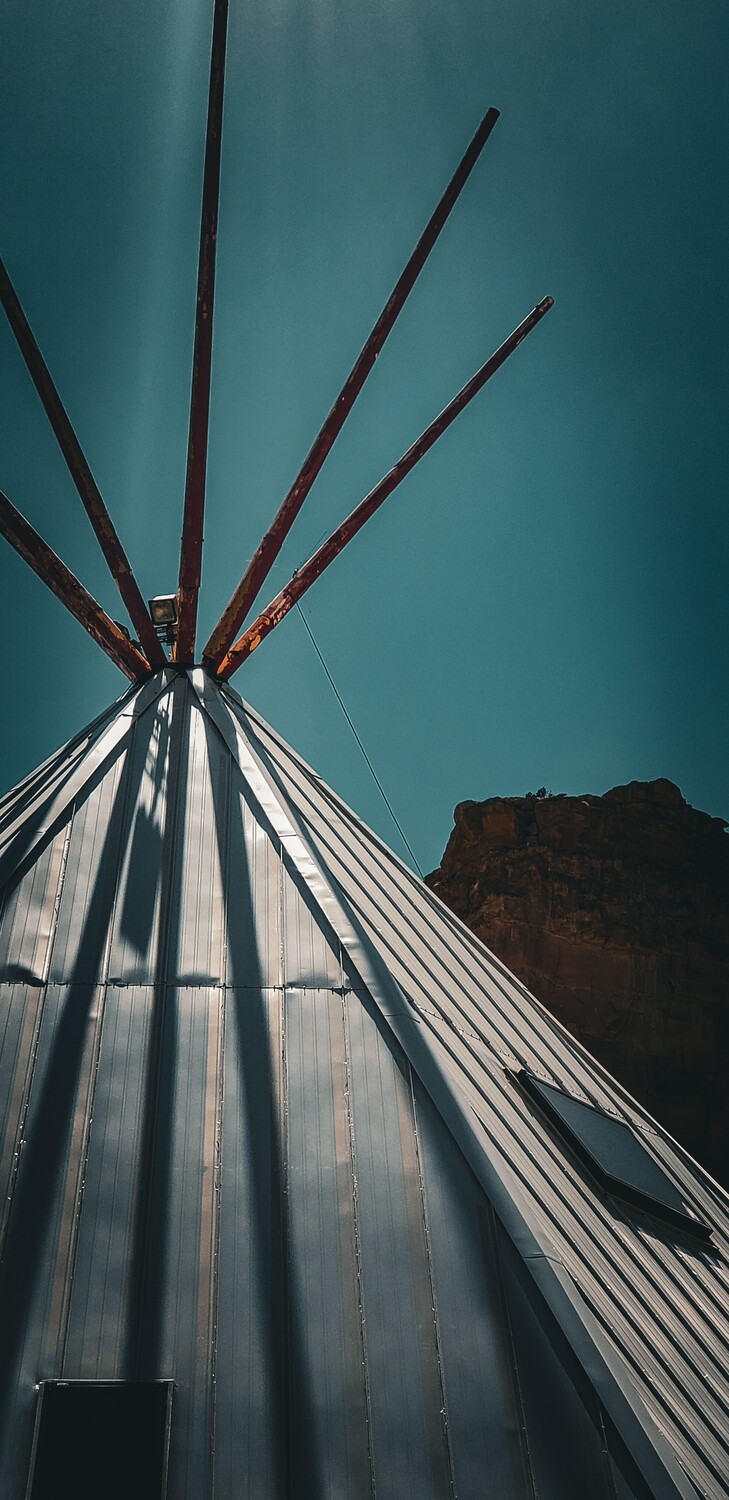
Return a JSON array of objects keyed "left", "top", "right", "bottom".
[{"left": 0, "top": 668, "right": 726, "bottom": 1498}]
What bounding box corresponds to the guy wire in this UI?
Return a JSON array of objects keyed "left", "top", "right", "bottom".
[{"left": 295, "top": 603, "right": 424, "bottom": 877}]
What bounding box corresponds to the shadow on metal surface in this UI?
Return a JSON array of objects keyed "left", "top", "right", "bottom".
[
  {"left": 0, "top": 707, "right": 150, "bottom": 1472},
  {"left": 204, "top": 712, "right": 324, "bottom": 1500},
  {"left": 123, "top": 680, "right": 188, "bottom": 1381},
  {"left": 117, "top": 716, "right": 168, "bottom": 959},
  {"left": 0, "top": 726, "right": 127, "bottom": 898}
]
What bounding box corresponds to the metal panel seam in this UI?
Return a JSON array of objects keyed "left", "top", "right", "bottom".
[
  {"left": 409, "top": 1061, "right": 457, "bottom": 1500},
  {"left": 240, "top": 710, "right": 717, "bottom": 1187},
  {"left": 58, "top": 709, "right": 147, "bottom": 1374},
  {"left": 225, "top": 716, "right": 651, "bottom": 1135},
  {"left": 197, "top": 684, "right": 699, "bottom": 1500},
  {"left": 485, "top": 1200, "right": 539, "bottom": 1500},
  {"left": 0, "top": 675, "right": 174, "bottom": 892},
  {"left": 208, "top": 983, "right": 226, "bottom": 1492},
  {"left": 0, "top": 984, "right": 48, "bottom": 1269},
  {"left": 342, "top": 993, "right": 377, "bottom": 1499}
]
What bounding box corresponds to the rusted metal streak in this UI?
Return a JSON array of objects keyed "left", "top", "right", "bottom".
[
  {"left": 215, "top": 297, "right": 553, "bottom": 679},
  {"left": 202, "top": 105, "right": 501, "bottom": 669},
  {"left": 0, "top": 255, "right": 166, "bottom": 667},
  {"left": 0, "top": 490, "right": 152, "bottom": 681},
  {"left": 174, "top": 0, "right": 230, "bottom": 663}
]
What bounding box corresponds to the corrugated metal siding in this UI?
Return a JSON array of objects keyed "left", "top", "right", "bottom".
[
  {"left": 214, "top": 986, "right": 285, "bottom": 1498},
  {"left": 229, "top": 686, "right": 729, "bottom": 1500},
  {"left": 227, "top": 773, "right": 281, "bottom": 989},
  {"left": 149, "top": 984, "right": 222, "bottom": 1500},
  {"left": 410, "top": 1073, "right": 533, "bottom": 1499},
  {"left": 0, "top": 670, "right": 725, "bottom": 1500},
  {"left": 0, "top": 982, "right": 51, "bottom": 1252},
  {"left": 285, "top": 988, "right": 372, "bottom": 1497},
  {"left": 0, "top": 982, "right": 106, "bottom": 1496},
  {"left": 63, "top": 983, "right": 153, "bottom": 1377},
  {"left": 49, "top": 753, "right": 128, "bottom": 982},
  {"left": 345, "top": 988, "right": 453, "bottom": 1498},
  {"left": 174, "top": 703, "right": 227, "bottom": 985},
  {"left": 0, "top": 829, "right": 67, "bottom": 983},
  {"left": 106, "top": 686, "right": 176, "bottom": 983}
]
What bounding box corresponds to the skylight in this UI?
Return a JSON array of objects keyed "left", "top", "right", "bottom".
[{"left": 518, "top": 1071, "right": 712, "bottom": 1242}]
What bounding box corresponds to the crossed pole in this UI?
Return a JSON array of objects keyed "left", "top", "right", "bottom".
[{"left": 0, "top": 0, "right": 552, "bottom": 684}]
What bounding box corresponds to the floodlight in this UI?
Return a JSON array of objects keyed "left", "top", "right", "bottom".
[{"left": 148, "top": 594, "right": 178, "bottom": 626}]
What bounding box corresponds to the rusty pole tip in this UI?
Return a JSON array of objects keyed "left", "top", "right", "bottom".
[{"left": 539, "top": 296, "right": 555, "bottom": 312}]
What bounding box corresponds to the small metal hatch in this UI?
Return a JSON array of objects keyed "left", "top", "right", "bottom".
[
  {"left": 517, "top": 1071, "right": 712, "bottom": 1243},
  {"left": 26, "top": 1380, "right": 173, "bottom": 1500}
]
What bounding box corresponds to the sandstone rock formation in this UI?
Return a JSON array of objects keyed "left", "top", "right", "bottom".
[{"left": 426, "top": 779, "right": 729, "bottom": 1185}]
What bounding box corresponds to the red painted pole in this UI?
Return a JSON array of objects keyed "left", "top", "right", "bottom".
[
  {"left": 215, "top": 297, "right": 553, "bottom": 680},
  {"left": 0, "top": 255, "right": 167, "bottom": 667},
  {"left": 0, "top": 490, "right": 152, "bottom": 682},
  {"left": 202, "top": 106, "right": 501, "bottom": 669},
  {"left": 174, "top": 0, "right": 229, "bottom": 663}
]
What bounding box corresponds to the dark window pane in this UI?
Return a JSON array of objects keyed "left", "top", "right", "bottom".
[
  {"left": 533, "top": 1080, "right": 686, "bottom": 1212},
  {"left": 520, "top": 1073, "right": 711, "bottom": 1240},
  {"left": 29, "top": 1382, "right": 172, "bottom": 1500}
]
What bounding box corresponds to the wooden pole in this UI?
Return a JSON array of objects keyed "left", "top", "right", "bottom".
[
  {"left": 215, "top": 297, "right": 553, "bottom": 679},
  {"left": 0, "top": 490, "right": 152, "bottom": 682},
  {"left": 203, "top": 106, "right": 501, "bottom": 669},
  {"left": 0, "top": 255, "right": 166, "bottom": 666},
  {"left": 174, "top": 0, "right": 229, "bottom": 662}
]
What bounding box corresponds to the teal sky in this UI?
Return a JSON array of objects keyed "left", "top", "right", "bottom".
[{"left": 0, "top": 0, "right": 727, "bottom": 873}]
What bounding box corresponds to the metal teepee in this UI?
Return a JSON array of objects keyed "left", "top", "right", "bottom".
[{"left": 0, "top": 4, "right": 728, "bottom": 1498}]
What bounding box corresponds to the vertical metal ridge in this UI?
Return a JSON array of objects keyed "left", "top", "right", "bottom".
[
  {"left": 106, "top": 689, "right": 175, "bottom": 983},
  {"left": 0, "top": 748, "right": 89, "bottom": 849},
  {"left": 277, "top": 828, "right": 286, "bottom": 993},
  {"left": 342, "top": 994, "right": 377, "bottom": 1500},
  {"left": 278, "top": 971, "right": 292, "bottom": 1496},
  {"left": 206, "top": 719, "right": 231, "bottom": 1482},
  {"left": 63, "top": 983, "right": 155, "bottom": 1378},
  {"left": 195, "top": 985, "right": 225, "bottom": 1494},
  {"left": 0, "top": 732, "right": 130, "bottom": 1269},
  {"left": 40, "top": 819, "right": 73, "bottom": 987},
  {"left": 208, "top": 981, "right": 226, "bottom": 1493},
  {"left": 56, "top": 707, "right": 149, "bottom": 1373},
  {"left": 0, "top": 833, "right": 66, "bottom": 985},
  {"left": 54, "top": 983, "right": 107, "bottom": 1375},
  {"left": 0, "top": 984, "right": 48, "bottom": 1269},
  {"left": 259, "top": 748, "right": 667, "bottom": 1158},
  {"left": 175, "top": 701, "right": 227, "bottom": 983},
  {"left": 409, "top": 1062, "right": 456, "bottom": 1500},
  {"left": 485, "top": 1204, "right": 539, "bottom": 1500},
  {"left": 0, "top": 715, "right": 155, "bottom": 1484},
  {"left": 277, "top": 836, "right": 289, "bottom": 1496},
  {"left": 392, "top": 1050, "right": 454, "bottom": 1498},
  {"left": 124, "top": 676, "right": 191, "bottom": 1381},
  {"left": 597, "top": 1404, "right": 623, "bottom": 1500},
  {"left": 0, "top": 824, "right": 74, "bottom": 1264},
  {"left": 0, "top": 689, "right": 128, "bottom": 824},
  {"left": 0, "top": 679, "right": 164, "bottom": 899},
  {"left": 214, "top": 697, "right": 706, "bottom": 1500},
  {"left": 219, "top": 713, "right": 233, "bottom": 992}
]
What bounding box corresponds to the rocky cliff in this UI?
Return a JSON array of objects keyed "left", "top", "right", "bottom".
[{"left": 426, "top": 779, "right": 729, "bottom": 1185}]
